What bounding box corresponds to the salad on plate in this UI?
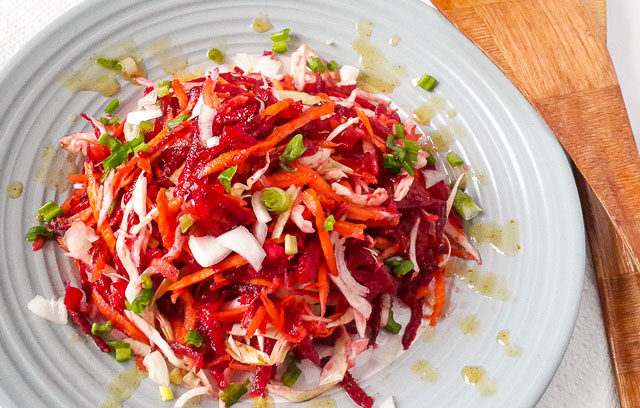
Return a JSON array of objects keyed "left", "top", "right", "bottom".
[{"left": 26, "top": 37, "right": 482, "bottom": 408}]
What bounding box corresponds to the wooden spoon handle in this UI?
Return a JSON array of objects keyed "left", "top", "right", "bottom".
[{"left": 431, "top": 0, "right": 640, "bottom": 406}]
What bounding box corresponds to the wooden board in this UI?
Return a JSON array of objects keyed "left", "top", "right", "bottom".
[{"left": 430, "top": 1, "right": 640, "bottom": 407}]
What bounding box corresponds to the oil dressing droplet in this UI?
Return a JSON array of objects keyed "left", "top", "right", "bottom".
[
  {"left": 462, "top": 365, "right": 498, "bottom": 396},
  {"left": 307, "top": 398, "right": 337, "bottom": 408},
  {"left": 458, "top": 315, "right": 481, "bottom": 335},
  {"left": 467, "top": 220, "right": 521, "bottom": 256},
  {"left": 411, "top": 360, "right": 439, "bottom": 383},
  {"left": 496, "top": 330, "right": 523, "bottom": 357},
  {"left": 351, "top": 20, "right": 407, "bottom": 94},
  {"left": 251, "top": 16, "right": 273, "bottom": 33}
]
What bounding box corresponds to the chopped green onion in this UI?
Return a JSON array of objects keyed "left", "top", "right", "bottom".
[
  {"left": 218, "top": 165, "right": 238, "bottom": 193},
  {"left": 184, "top": 330, "right": 204, "bottom": 347},
  {"left": 99, "top": 114, "right": 120, "bottom": 126},
  {"left": 282, "top": 361, "right": 302, "bottom": 387},
  {"left": 98, "top": 134, "right": 121, "bottom": 151},
  {"left": 139, "top": 121, "right": 153, "bottom": 133},
  {"left": 167, "top": 114, "right": 190, "bottom": 130},
  {"left": 393, "top": 123, "right": 405, "bottom": 139},
  {"left": 383, "top": 135, "right": 419, "bottom": 176},
  {"left": 115, "top": 346, "right": 132, "bottom": 362},
  {"left": 270, "top": 28, "right": 291, "bottom": 42},
  {"left": 323, "top": 215, "right": 335, "bottom": 231},
  {"left": 156, "top": 82, "right": 171, "bottom": 98},
  {"left": 104, "top": 99, "right": 120, "bottom": 114},
  {"left": 108, "top": 340, "right": 132, "bottom": 361},
  {"left": 38, "top": 201, "right": 63, "bottom": 222},
  {"left": 99, "top": 134, "right": 148, "bottom": 181},
  {"left": 261, "top": 187, "right": 291, "bottom": 213},
  {"left": 128, "top": 286, "right": 154, "bottom": 315},
  {"left": 179, "top": 214, "right": 194, "bottom": 233},
  {"left": 219, "top": 381, "right": 250, "bottom": 406},
  {"left": 417, "top": 74, "right": 437, "bottom": 91},
  {"left": 208, "top": 48, "right": 225, "bottom": 64},
  {"left": 327, "top": 60, "right": 340, "bottom": 72},
  {"left": 272, "top": 41, "right": 289, "bottom": 53},
  {"left": 108, "top": 340, "right": 129, "bottom": 349},
  {"left": 384, "top": 256, "right": 404, "bottom": 269},
  {"left": 96, "top": 58, "right": 122, "bottom": 70},
  {"left": 141, "top": 275, "right": 153, "bottom": 290},
  {"left": 306, "top": 56, "right": 327, "bottom": 73},
  {"left": 279, "top": 134, "right": 306, "bottom": 172},
  {"left": 26, "top": 226, "right": 52, "bottom": 241},
  {"left": 453, "top": 190, "right": 482, "bottom": 220},
  {"left": 159, "top": 385, "right": 174, "bottom": 401},
  {"left": 284, "top": 234, "right": 298, "bottom": 255},
  {"left": 392, "top": 260, "right": 414, "bottom": 276},
  {"left": 91, "top": 321, "right": 113, "bottom": 337},
  {"left": 446, "top": 152, "right": 464, "bottom": 167},
  {"left": 426, "top": 153, "right": 436, "bottom": 166},
  {"left": 384, "top": 310, "right": 402, "bottom": 334}
]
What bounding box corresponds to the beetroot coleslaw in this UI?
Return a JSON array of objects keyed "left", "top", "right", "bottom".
[{"left": 26, "top": 40, "right": 483, "bottom": 408}]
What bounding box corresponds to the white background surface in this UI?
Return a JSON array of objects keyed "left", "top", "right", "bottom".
[{"left": 0, "top": 1, "right": 637, "bottom": 407}]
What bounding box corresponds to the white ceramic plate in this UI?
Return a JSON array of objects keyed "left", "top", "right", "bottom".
[{"left": 0, "top": 1, "right": 584, "bottom": 407}]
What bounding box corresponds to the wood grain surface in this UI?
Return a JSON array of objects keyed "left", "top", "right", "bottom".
[{"left": 431, "top": 0, "right": 640, "bottom": 406}]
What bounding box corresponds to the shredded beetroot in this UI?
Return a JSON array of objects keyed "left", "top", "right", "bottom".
[
  {"left": 340, "top": 371, "right": 374, "bottom": 408},
  {"left": 67, "top": 309, "right": 110, "bottom": 353}
]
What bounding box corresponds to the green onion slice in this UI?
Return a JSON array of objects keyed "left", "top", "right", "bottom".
[
  {"left": 96, "top": 58, "right": 122, "bottom": 70},
  {"left": 306, "top": 56, "right": 327, "bottom": 73},
  {"left": 179, "top": 214, "right": 194, "bottom": 233},
  {"left": 417, "top": 74, "right": 437, "bottom": 91},
  {"left": 282, "top": 361, "right": 302, "bottom": 387},
  {"left": 218, "top": 165, "right": 238, "bottom": 193},
  {"left": 384, "top": 310, "right": 402, "bottom": 334},
  {"left": 38, "top": 201, "right": 63, "bottom": 222},
  {"left": 392, "top": 260, "right": 414, "bottom": 276},
  {"left": 446, "top": 152, "right": 465, "bottom": 167},
  {"left": 219, "top": 381, "right": 250, "bottom": 406},
  {"left": 261, "top": 187, "right": 291, "bottom": 213},
  {"left": 272, "top": 41, "right": 288, "bottom": 53},
  {"left": 327, "top": 60, "right": 340, "bottom": 72},
  {"left": 184, "top": 330, "right": 204, "bottom": 347},
  {"left": 104, "top": 99, "right": 120, "bottom": 114},
  {"left": 280, "top": 134, "right": 306, "bottom": 171},
  {"left": 26, "top": 226, "right": 52, "bottom": 241},
  {"left": 115, "top": 346, "right": 132, "bottom": 362},
  {"left": 323, "top": 215, "right": 336, "bottom": 231},
  {"left": 167, "top": 114, "right": 190, "bottom": 130},
  {"left": 270, "top": 29, "right": 291, "bottom": 42},
  {"left": 453, "top": 190, "right": 482, "bottom": 220},
  {"left": 91, "top": 321, "right": 113, "bottom": 337},
  {"left": 208, "top": 48, "right": 225, "bottom": 64}
]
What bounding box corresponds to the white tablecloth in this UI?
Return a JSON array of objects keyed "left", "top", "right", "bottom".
[{"left": 2, "top": 1, "right": 637, "bottom": 407}]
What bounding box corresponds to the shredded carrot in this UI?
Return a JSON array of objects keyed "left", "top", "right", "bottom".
[
  {"left": 378, "top": 243, "right": 400, "bottom": 261},
  {"left": 167, "top": 254, "right": 248, "bottom": 291},
  {"left": 333, "top": 221, "right": 367, "bottom": 240},
  {"left": 179, "top": 291, "right": 197, "bottom": 339},
  {"left": 246, "top": 306, "right": 266, "bottom": 338},
  {"left": 156, "top": 188, "right": 176, "bottom": 249},
  {"left": 356, "top": 109, "right": 388, "bottom": 153},
  {"left": 260, "top": 292, "right": 283, "bottom": 330},
  {"left": 171, "top": 79, "right": 189, "bottom": 110},
  {"left": 67, "top": 174, "right": 90, "bottom": 183},
  {"left": 302, "top": 189, "right": 338, "bottom": 276},
  {"left": 200, "top": 102, "right": 336, "bottom": 178},
  {"left": 92, "top": 288, "right": 147, "bottom": 343},
  {"left": 318, "top": 263, "right": 329, "bottom": 317},
  {"left": 229, "top": 362, "right": 257, "bottom": 371},
  {"left": 202, "top": 77, "right": 220, "bottom": 108},
  {"left": 430, "top": 266, "right": 446, "bottom": 326},
  {"left": 260, "top": 98, "right": 293, "bottom": 117},
  {"left": 211, "top": 306, "right": 249, "bottom": 322},
  {"left": 61, "top": 188, "right": 86, "bottom": 213}
]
